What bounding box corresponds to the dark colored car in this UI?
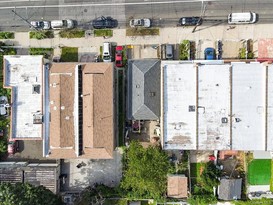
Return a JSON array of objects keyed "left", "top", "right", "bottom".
[
  {"left": 179, "top": 17, "right": 202, "bottom": 26},
  {"left": 92, "top": 16, "right": 118, "bottom": 29},
  {"left": 204, "top": 47, "right": 216, "bottom": 60}
]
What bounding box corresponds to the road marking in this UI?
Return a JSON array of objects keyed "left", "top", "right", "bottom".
[{"left": 0, "top": 0, "right": 218, "bottom": 9}]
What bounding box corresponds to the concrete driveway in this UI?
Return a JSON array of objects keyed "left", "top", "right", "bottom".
[{"left": 61, "top": 148, "right": 123, "bottom": 191}]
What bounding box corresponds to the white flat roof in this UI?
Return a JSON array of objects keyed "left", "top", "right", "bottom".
[
  {"left": 163, "top": 63, "right": 197, "bottom": 149},
  {"left": 231, "top": 63, "right": 266, "bottom": 150},
  {"left": 4, "top": 55, "right": 43, "bottom": 139},
  {"left": 267, "top": 65, "right": 273, "bottom": 150},
  {"left": 198, "top": 64, "right": 231, "bottom": 150},
  {"left": 162, "top": 61, "right": 269, "bottom": 151}
]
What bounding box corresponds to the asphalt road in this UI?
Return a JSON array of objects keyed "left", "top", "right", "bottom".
[{"left": 0, "top": 0, "right": 272, "bottom": 31}]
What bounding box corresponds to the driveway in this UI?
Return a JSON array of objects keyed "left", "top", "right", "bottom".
[{"left": 61, "top": 149, "right": 123, "bottom": 191}]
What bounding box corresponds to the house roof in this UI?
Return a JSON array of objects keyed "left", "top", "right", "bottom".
[
  {"left": 167, "top": 175, "right": 188, "bottom": 198},
  {"left": 48, "top": 63, "right": 114, "bottom": 159},
  {"left": 3, "top": 55, "right": 44, "bottom": 139},
  {"left": 0, "top": 162, "right": 59, "bottom": 193},
  {"left": 162, "top": 61, "right": 273, "bottom": 151},
  {"left": 127, "top": 59, "right": 161, "bottom": 120},
  {"left": 218, "top": 178, "right": 242, "bottom": 200}
]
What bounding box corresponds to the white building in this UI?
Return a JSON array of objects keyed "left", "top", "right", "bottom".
[{"left": 162, "top": 61, "right": 273, "bottom": 151}]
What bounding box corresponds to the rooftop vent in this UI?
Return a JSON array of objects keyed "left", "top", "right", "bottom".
[
  {"left": 150, "top": 92, "right": 155, "bottom": 97},
  {"left": 33, "top": 113, "right": 43, "bottom": 124},
  {"left": 32, "top": 85, "right": 40, "bottom": 94},
  {"left": 235, "top": 118, "right": 241, "bottom": 122},
  {"left": 189, "top": 105, "right": 195, "bottom": 112},
  {"left": 221, "top": 117, "right": 228, "bottom": 123},
  {"left": 136, "top": 84, "right": 140, "bottom": 88}
]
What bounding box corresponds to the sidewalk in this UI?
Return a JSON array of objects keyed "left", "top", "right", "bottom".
[{"left": 3, "top": 24, "right": 273, "bottom": 57}]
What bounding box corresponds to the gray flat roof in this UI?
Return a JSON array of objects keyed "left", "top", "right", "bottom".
[
  {"left": 162, "top": 61, "right": 272, "bottom": 151},
  {"left": 4, "top": 55, "right": 43, "bottom": 139}
]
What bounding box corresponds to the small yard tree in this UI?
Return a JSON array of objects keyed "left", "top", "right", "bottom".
[
  {"left": 120, "top": 140, "right": 170, "bottom": 200},
  {"left": 0, "top": 182, "right": 63, "bottom": 205}
]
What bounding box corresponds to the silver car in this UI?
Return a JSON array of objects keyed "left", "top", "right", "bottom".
[
  {"left": 30, "top": 21, "right": 51, "bottom": 30},
  {"left": 129, "top": 18, "right": 151, "bottom": 28}
]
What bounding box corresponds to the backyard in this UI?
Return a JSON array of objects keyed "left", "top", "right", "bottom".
[{"left": 248, "top": 159, "right": 271, "bottom": 185}]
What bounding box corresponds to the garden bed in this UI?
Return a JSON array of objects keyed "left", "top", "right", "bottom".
[{"left": 0, "top": 32, "right": 14, "bottom": 39}]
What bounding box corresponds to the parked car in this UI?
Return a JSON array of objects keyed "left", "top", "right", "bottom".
[
  {"left": 115, "top": 46, "right": 123, "bottom": 67},
  {"left": 102, "top": 42, "right": 112, "bottom": 62},
  {"left": 129, "top": 18, "right": 151, "bottom": 28},
  {"left": 51, "top": 19, "right": 75, "bottom": 29},
  {"left": 204, "top": 47, "right": 216, "bottom": 60},
  {"left": 92, "top": 16, "right": 118, "bottom": 29},
  {"left": 179, "top": 17, "right": 202, "bottom": 26},
  {"left": 8, "top": 139, "right": 19, "bottom": 156},
  {"left": 30, "top": 21, "right": 51, "bottom": 30}
]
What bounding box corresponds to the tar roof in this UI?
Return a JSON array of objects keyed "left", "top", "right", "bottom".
[
  {"left": 48, "top": 63, "right": 114, "bottom": 159},
  {"left": 4, "top": 55, "right": 43, "bottom": 139},
  {"left": 218, "top": 178, "right": 242, "bottom": 200},
  {"left": 162, "top": 61, "right": 272, "bottom": 151}
]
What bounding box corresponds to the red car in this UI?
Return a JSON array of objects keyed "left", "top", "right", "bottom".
[
  {"left": 8, "top": 139, "right": 19, "bottom": 156},
  {"left": 115, "top": 46, "right": 123, "bottom": 67}
]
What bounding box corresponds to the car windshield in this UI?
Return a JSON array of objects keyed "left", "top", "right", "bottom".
[{"left": 104, "top": 55, "right": 111, "bottom": 60}]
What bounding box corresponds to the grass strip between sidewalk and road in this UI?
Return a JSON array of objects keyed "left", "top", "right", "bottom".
[
  {"left": 0, "top": 32, "right": 14, "bottom": 39},
  {"left": 126, "top": 28, "right": 159, "bottom": 36},
  {"left": 59, "top": 29, "right": 85, "bottom": 38},
  {"left": 94, "top": 29, "right": 113, "bottom": 37},
  {"left": 61, "top": 47, "right": 78, "bottom": 62},
  {"left": 29, "top": 31, "right": 54, "bottom": 40}
]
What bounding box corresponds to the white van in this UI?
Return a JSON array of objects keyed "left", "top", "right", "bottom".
[
  {"left": 51, "top": 19, "right": 75, "bottom": 29},
  {"left": 102, "top": 42, "right": 112, "bottom": 62},
  {"left": 228, "top": 12, "right": 257, "bottom": 24}
]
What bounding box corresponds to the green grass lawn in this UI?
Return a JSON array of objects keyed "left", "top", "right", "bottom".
[
  {"left": 126, "top": 28, "right": 159, "bottom": 36},
  {"left": 248, "top": 159, "right": 271, "bottom": 185},
  {"left": 61, "top": 47, "right": 78, "bottom": 62},
  {"left": 94, "top": 29, "right": 113, "bottom": 37},
  {"left": 270, "top": 161, "right": 273, "bottom": 192}
]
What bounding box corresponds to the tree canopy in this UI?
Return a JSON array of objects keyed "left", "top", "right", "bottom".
[
  {"left": 0, "top": 182, "right": 63, "bottom": 205},
  {"left": 120, "top": 140, "right": 170, "bottom": 200}
]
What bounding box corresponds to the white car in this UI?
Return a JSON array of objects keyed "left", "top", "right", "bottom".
[
  {"left": 30, "top": 21, "right": 51, "bottom": 30},
  {"left": 129, "top": 18, "right": 151, "bottom": 28},
  {"left": 51, "top": 19, "right": 75, "bottom": 29}
]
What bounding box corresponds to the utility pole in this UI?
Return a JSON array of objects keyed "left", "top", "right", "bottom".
[
  {"left": 192, "top": 1, "right": 207, "bottom": 33},
  {"left": 11, "top": 9, "right": 38, "bottom": 31}
]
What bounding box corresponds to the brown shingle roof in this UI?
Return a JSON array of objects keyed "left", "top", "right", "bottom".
[
  {"left": 167, "top": 175, "right": 188, "bottom": 198},
  {"left": 48, "top": 63, "right": 114, "bottom": 159}
]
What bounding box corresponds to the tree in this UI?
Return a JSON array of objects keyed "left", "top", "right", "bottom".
[
  {"left": 0, "top": 182, "right": 63, "bottom": 205},
  {"left": 120, "top": 140, "right": 170, "bottom": 200}
]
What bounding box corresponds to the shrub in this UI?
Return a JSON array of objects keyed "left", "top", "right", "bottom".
[
  {"left": 126, "top": 28, "right": 159, "bottom": 36},
  {"left": 239, "top": 47, "right": 254, "bottom": 59},
  {"left": 29, "top": 31, "right": 54, "bottom": 40},
  {"left": 179, "top": 40, "right": 190, "bottom": 60},
  {"left": 59, "top": 29, "right": 85, "bottom": 38},
  {"left": 0, "top": 32, "right": 14, "bottom": 39},
  {"left": 94, "top": 29, "right": 113, "bottom": 37},
  {"left": 61, "top": 47, "right": 78, "bottom": 62}
]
